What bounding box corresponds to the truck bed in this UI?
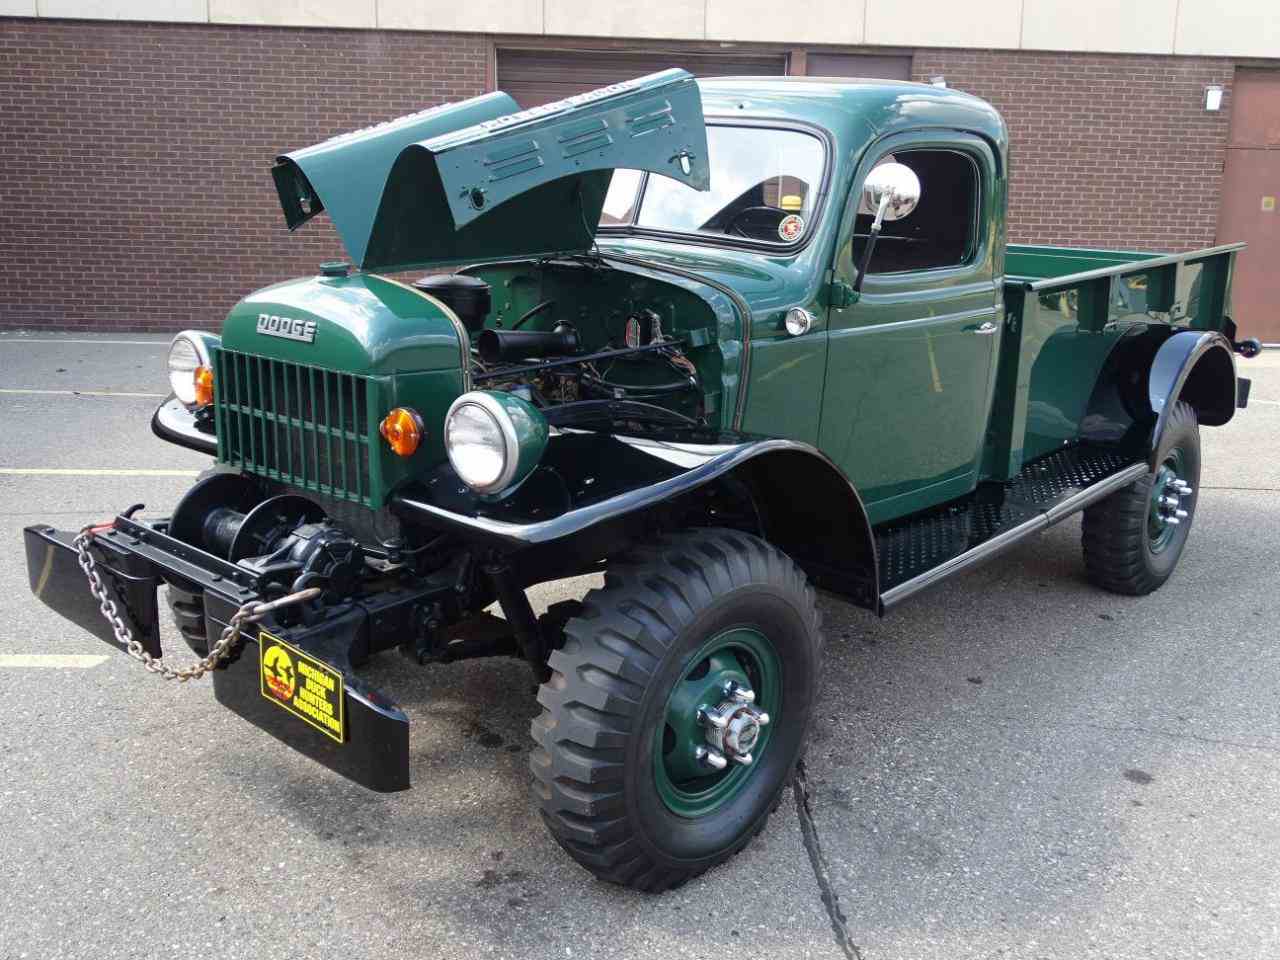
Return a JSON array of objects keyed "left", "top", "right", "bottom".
[
  {"left": 1006, "top": 243, "right": 1165, "bottom": 283},
  {"left": 1004, "top": 241, "right": 1244, "bottom": 322}
]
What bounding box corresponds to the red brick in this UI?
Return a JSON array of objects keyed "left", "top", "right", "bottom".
[{"left": 0, "top": 18, "right": 486, "bottom": 331}]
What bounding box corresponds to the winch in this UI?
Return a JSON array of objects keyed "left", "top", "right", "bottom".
[{"left": 169, "top": 474, "right": 365, "bottom": 600}]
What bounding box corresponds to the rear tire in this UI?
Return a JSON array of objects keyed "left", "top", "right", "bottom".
[
  {"left": 1082, "top": 401, "right": 1201, "bottom": 595},
  {"left": 530, "top": 529, "right": 821, "bottom": 891}
]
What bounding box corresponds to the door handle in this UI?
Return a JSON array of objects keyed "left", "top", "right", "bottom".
[{"left": 974, "top": 321, "right": 998, "bottom": 335}]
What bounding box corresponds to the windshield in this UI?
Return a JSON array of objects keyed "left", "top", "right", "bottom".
[{"left": 600, "top": 125, "right": 826, "bottom": 246}]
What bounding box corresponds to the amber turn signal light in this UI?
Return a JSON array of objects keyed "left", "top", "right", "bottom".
[
  {"left": 380, "top": 407, "right": 424, "bottom": 457},
  {"left": 193, "top": 365, "right": 214, "bottom": 406}
]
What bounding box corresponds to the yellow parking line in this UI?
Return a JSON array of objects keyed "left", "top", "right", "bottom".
[
  {"left": 0, "top": 468, "right": 200, "bottom": 477},
  {"left": 0, "top": 388, "right": 166, "bottom": 398},
  {"left": 0, "top": 654, "right": 109, "bottom": 668}
]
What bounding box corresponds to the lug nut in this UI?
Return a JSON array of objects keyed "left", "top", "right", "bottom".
[
  {"left": 1165, "top": 516, "right": 1180, "bottom": 525},
  {"left": 1161, "top": 495, "right": 1179, "bottom": 508},
  {"left": 695, "top": 745, "right": 728, "bottom": 770},
  {"left": 697, "top": 706, "right": 727, "bottom": 729},
  {"left": 732, "top": 752, "right": 754, "bottom": 766},
  {"left": 727, "top": 683, "right": 755, "bottom": 703},
  {"left": 1175, "top": 509, "right": 1188, "bottom": 519},
  {"left": 755, "top": 711, "right": 770, "bottom": 726}
]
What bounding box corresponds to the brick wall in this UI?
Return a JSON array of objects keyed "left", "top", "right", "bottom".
[
  {"left": 914, "top": 49, "right": 1235, "bottom": 251},
  {"left": 0, "top": 21, "right": 1241, "bottom": 331},
  {"left": 0, "top": 19, "right": 487, "bottom": 331}
]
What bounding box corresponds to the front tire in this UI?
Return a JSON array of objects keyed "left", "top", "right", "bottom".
[
  {"left": 530, "top": 529, "right": 821, "bottom": 891},
  {"left": 1082, "top": 401, "right": 1201, "bottom": 595}
]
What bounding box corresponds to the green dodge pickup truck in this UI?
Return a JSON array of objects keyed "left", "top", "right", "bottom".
[{"left": 26, "top": 70, "right": 1258, "bottom": 890}]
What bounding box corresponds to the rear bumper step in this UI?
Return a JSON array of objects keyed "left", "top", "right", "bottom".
[{"left": 23, "top": 519, "right": 410, "bottom": 792}]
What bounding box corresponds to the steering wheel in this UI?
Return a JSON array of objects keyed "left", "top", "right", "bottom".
[{"left": 724, "top": 205, "right": 789, "bottom": 240}]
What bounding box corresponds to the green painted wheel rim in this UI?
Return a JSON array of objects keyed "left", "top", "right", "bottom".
[
  {"left": 653, "top": 627, "right": 782, "bottom": 819},
  {"left": 1148, "top": 447, "right": 1188, "bottom": 553}
]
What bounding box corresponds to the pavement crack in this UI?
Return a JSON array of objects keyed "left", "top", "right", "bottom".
[
  {"left": 975, "top": 714, "right": 1280, "bottom": 759},
  {"left": 793, "top": 758, "right": 862, "bottom": 960},
  {"left": 1199, "top": 485, "right": 1280, "bottom": 492}
]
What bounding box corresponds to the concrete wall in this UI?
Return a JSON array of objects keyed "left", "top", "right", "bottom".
[{"left": 5, "top": 0, "right": 1279, "bottom": 57}]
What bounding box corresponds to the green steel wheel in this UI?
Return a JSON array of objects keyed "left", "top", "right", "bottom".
[
  {"left": 1083, "top": 400, "right": 1201, "bottom": 595},
  {"left": 652, "top": 626, "right": 782, "bottom": 818},
  {"left": 531, "top": 528, "right": 821, "bottom": 892}
]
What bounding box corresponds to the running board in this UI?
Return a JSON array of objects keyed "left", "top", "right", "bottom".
[{"left": 876, "top": 447, "right": 1148, "bottom": 611}]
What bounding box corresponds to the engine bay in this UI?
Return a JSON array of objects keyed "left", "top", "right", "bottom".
[{"left": 420, "top": 257, "right": 724, "bottom": 431}]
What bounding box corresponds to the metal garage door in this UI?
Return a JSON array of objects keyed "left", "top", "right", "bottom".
[
  {"left": 497, "top": 48, "right": 788, "bottom": 108},
  {"left": 805, "top": 53, "right": 911, "bottom": 80}
]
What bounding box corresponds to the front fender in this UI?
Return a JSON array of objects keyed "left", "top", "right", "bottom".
[
  {"left": 1148, "top": 330, "right": 1237, "bottom": 466},
  {"left": 391, "top": 431, "right": 879, "bottom": 610}
]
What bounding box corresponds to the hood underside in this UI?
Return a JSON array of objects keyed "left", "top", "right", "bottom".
[{"left": 273, "top": 69, "right": 710, "bottom": 273}]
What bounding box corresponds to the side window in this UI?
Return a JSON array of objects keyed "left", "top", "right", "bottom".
[{"left": 851, "top": 150, "right": 980, "bottom": 274}]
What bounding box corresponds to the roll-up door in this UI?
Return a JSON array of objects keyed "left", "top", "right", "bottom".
[{"left": 497, "top": 47, "right": 788, "bottom": 108}]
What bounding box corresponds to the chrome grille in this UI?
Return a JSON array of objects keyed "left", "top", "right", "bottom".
[{"left": 212, "top": 348, "right": 374, "bottom": 505}]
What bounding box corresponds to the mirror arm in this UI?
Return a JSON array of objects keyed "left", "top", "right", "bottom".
[{"left": 853, "top": 194, "right": 891, "bottom": 295}]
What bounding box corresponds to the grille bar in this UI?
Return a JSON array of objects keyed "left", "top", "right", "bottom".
[{"left": 213, "top": 348, "right": 374, "bottom": 506}]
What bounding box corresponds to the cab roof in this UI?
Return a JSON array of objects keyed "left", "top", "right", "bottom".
[
  {"left": 696, "top": 76, "right": 1007, "bottom": 156},
  {"left": 270, "top": 71, "right": 1006, "bottom": 275}
]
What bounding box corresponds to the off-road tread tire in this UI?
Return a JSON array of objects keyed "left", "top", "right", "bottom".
[
  {"left": 530, "top": 528, "right": 821, "bottom": 892},
  {"left": 1082, "top": 401, "right": 1200, "bottom": 596}
]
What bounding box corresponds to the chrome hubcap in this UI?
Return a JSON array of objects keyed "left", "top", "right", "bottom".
[
  {"left": 696, "top": 681, "right": 771, "bottom": 769},
  {"left": 1154, "top": 476, "right": 1193, "bottom": 526}
]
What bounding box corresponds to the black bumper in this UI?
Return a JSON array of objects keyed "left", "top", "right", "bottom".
[{"left": 23, "top": 517, "right": 410, "bottom": 792}]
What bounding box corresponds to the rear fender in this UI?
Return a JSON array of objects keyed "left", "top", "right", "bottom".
[
  {"left": 1082, "top": 328, "right": 1238, "bottom": 468},
  {"left": 1148, "top": 330, "right": 1237, "bottom": 465}
]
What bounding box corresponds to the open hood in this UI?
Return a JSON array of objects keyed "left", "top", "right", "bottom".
[{"left": 273, "top": 69, "right": 710, "bottom": 273}]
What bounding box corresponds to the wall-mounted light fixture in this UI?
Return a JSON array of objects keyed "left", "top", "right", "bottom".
[
  {"left": 930, "top": 76, "right": 947, "bottom": 88},
  {"left": 1205, "top": 84, "right": 1224, "bottom": 111}
]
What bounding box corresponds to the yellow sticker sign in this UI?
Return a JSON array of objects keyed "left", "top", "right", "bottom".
[{"left": 259, "top": 631, "right": 345, "bottom": 743}]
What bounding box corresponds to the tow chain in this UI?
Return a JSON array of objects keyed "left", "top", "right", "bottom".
[{"left": 74, "top": 523, "right": 321, "bottom": 682}]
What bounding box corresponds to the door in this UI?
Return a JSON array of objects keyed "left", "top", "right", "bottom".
[
  {"left": 819, "top": 135, "right": 1002, "bottom": 525},
  {"left": 496, "top": 48, "right": 787, "bottom": 108},
  {"left": 1218, "top": 69, "right": 1280, "bottom": 343},
  {"left": 803, "top": 53, "right": 911, "bottom": 80}
]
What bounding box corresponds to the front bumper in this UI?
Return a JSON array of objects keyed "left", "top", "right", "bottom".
[
  {"left": 151, "top": 394, "right": 218, "bottom": 455},
  {"left": 24, "top": 515, "right": 410, "bottom": 792}
]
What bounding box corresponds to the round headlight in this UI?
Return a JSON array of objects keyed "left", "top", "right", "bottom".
[
  {"left": 444, "top": 391, "right": 548, "bottom": 495},
  {"left": 167, "top": 332, "right": 213, "bottom": 406}
]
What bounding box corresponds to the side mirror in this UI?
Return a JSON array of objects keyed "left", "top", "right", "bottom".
[
  {"left": 861, "top": 162, "right": 921, "bottom": 224},
  {"left": 852, "top": 162, "right": 922, "bottom": 295}
]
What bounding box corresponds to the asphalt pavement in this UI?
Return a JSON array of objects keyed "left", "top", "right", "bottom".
[{"left": 1, "top": 331, "right": 1278, "bottom": 960}]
